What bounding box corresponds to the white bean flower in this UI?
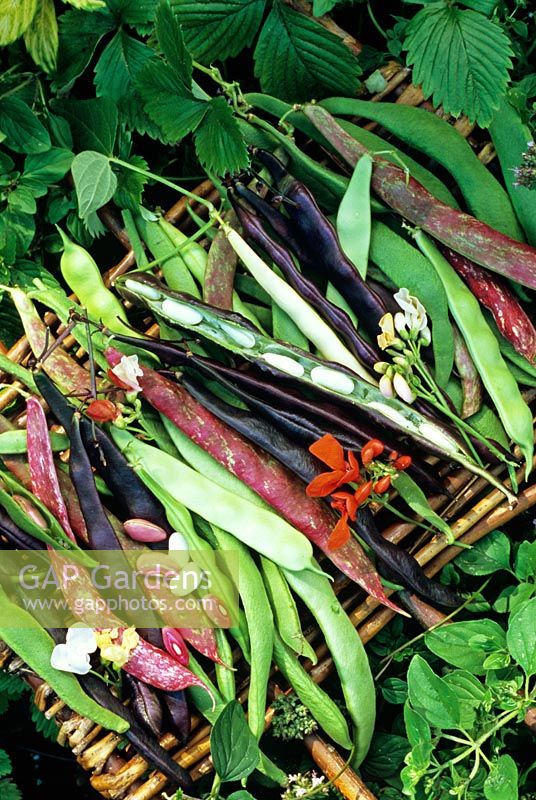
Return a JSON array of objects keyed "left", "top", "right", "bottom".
[
  {"left": 50, "top": 625, "right": 97, "bottom": 675},
  {"left": 394, "top": 288, "right": 430, "bottom": 337},
  {"left": 110, "top": 354, "right": 144, "bottom": 393}
]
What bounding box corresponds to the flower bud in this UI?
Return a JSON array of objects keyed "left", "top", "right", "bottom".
[
  {"left": 379, "top": 374, "right": 395, "bottom": 399},
  {"left": 393, "top": 372, "right": 416, "bottom": 404}
]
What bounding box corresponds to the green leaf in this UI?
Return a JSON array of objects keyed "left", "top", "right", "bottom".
[
  {"left": 55, "top": 8, "right": 114, "bottom": 92},
  {"left": 0, "top": 97, "right": 51, "bottom": 154},
  {"left": 455, "top": 530, "right": 511, "bottom": 576},
  {"left": 71, "top": 151, "right": 117, "bottom": 218},
  {"left": 8, "top": 185, "right": 37, "bottom": 214},
  {"left": 0, "top": 672, "right": 26, "bottom": 699},
  {"left": 22, "top": 147, "right": 73, "bottom": 195},
  {"left": 23, "top": 0, "right": 58, "bottom": 72},
  {"left": 514, "top": 540, "right": 536, "bottom": 582},
  {"left": 63, "top": 0, "right": 105, "bottom": 8},
  {"left": 364, "top": 733, "right": 409, "bottom": 778},
  {"left": 171, "top": 0, "right": 266, "bottom": 63},
  {"left": 0, "top": 0, "right": 38, "bottom": 44},
  {"left": 137, "top": 59, "right": 207, "bottom": 142},
  {"left": 0, "top": 780, "right": 21, "bottom": 800},
  {"left": 105, "top": 0, "right": 157, "bottom": 31},
  {"left": 155, "top": 0, "right": 192, "bottom": 89},
  {"left": 381, "top": 677, "right": 408, "bottom": 705},
  {"left": 0, "top": 750, "right": 12, "bottom": 779},
  {"left": 0, "top": 294, "right": 24, "bottom": 348},
  {"left": 210, "top": 700, "right": 260, "bottom": 782},
  {"left": 459, "top": 0, "right": 497, "bottom": 14},
  {"left": 403, "top": 703, "right": 432, "bottom": 772},
  {"left": 484, "top": 755, "right": 518, "bottom": 800},
  {"left": 0, "top": 208, "right": 35, "bottom": 261},
  {"left": 336, "top": 154, "right": 372, "bottom": 279},
  {"left": 494, "top": 582, "right": 535, "bottom": 616},
  {"left": 507, "top": 597, "right": 536, "bottom": 676},
  {"left": 30, "top": 701, "right": 58, "bottom": 743},
  {"left": 392, "top": 471, "right": 453, "bottom": 540},
  {"left": 254, "top": 3, "right": 361, "bottom": 102},
  {"left": 194, "top": 97, "right": 249, "bottom": 176},
  {"left": 54, "top": 97, "right": 118, "bottom": 154},
  {"left": 407, "top": 655, "right": 460, "bottom": 729},
  {"left": 425, "top": 620, "right": 507, "bottom": 674},
  {"left": 312, "top": 0, "right": 341, "bottom": 14},
  {"left": 443, "top": 670, "right": 485, "bottom": 730},
  {"left": 403, "top": 3, "right": 513, "bottom": 126},
  {"left": 114, "top": 153, "right": 149, "bottom": 211}
]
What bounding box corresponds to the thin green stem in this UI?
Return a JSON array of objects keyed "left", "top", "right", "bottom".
[
  {"left": 109, "top": 158, "right": 215, "bottom": 211},
  {"left": 208, "top": 773, "right": 221, "bottom": 800},
  {"left": 366, "top": 0, "right": 388, "bottom": 39}
]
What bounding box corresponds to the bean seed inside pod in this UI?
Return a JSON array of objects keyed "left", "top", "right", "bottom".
[
  {"left": 12, "top": 495, "right": 48, "bottom": 529},
  {"left": 260, "top": 352, "right": 305, "bottom": 377},
  {"left": 219, "top": 322, "right": 256, "bottom": 349},
  {"left": 123, "top": 518, "right": 168, "bottom": 543},
  {"left": 161, "top": 298, "right": 203, "bottom": 326},
  {"left": 124, "top": 279, "right": 161, "bottom": 301},
  {"left": 310, "top": 366, "right": 354, "bottom": 395}
]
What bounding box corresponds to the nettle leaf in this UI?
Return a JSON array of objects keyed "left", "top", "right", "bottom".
[
  {"left": 137, "top": 59, "right": 207, "bottom": 142},
  {"left": 425, "top": 620, "right": 507, "bottom": 674},
  {"left": 105, "top": 0, "right": 158, "bottom": 33},
  {"left": 71, "top": 151, "right": 117, "bottom": 218},
  {"left": 254, "top": 2, "right": 361, "bottom": 102},
  {"left": 484, "top": 755, "right": 519, "bottom": 800},
  {"left": 507, "top": 597, "right": 536, "bottom": 676},
  {"left": 0, "top": 97, "right": 51, "bottom": 154},
  {"left": 23, "top": 0, "right": 58, "bottom": 72},
  {"left": 114, "top": 153, "right": 149, "bottom": 211},
  {"left": 403, "top": 3, "right": 513, "bottom": 126},
  {"left": 407, "top": 654, "right": 460, "bottom": 729},
  {"left": 171, "top": 0, "right": 266, "bottom": 63},
  {"left": 0, "top": 0, "right": 38, "bottom": 45},
  {"left": 459, "top": 0, "right": 497, "bottom": 14},
  {"left": 0, "top": 750, "right": 12, "bottom": 779},
  {"left": 194, "top": 97, "right": 249, "bottom": 176},
  {"left": 155, "top": 0, "right": 192, "bottom": 89},
  {"left": 55, "top": 8, "right": 115, "bottom": 92},
  {"left": 55, "top": 97, "right": 118, "bottom": 154},
  {"left": 0, "top": 779, "right": 21, "bottom": 800},
  {"left": 514, "top": 540, "right": 536, "bottom": 582},
  {"left": 210, "top": 700, "right": 260, "bottom": 782},
  {"left": 456, "top": 530, "right": 511, "bottom": 576}
]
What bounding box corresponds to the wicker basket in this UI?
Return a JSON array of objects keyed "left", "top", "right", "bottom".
[{"left": 1, "top": 60, "right": 535, "bottom": 800}]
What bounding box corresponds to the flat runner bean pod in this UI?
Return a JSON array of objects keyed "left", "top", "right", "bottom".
[
  {"left": 319, "top": 97, "right": 522, "bottom": 239},
  {"left": 283, "top": 564, "right": 375, "bottom": 767},
  {"left": 415, "top": 232, "right": 534, "bottom": 479},
  {"left": 272, "top": 629, "right": 352, "bottom": 750},
  {"left": 116, "top": 273, "right": 517, "bottom": 501}
]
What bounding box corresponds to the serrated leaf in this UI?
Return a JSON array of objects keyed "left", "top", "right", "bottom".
[
  {"left": 0, "top": 779, "right": 21, "bottom": 800},
  {"left": 0, "top": 750, "right": 12, "bottom": 779},
  {"left": 55, "top": 8, "right": 115, "bottom": 92},
  {"left": 30, "top": 700, "right": 59, "bottom": 742},
  {"left": 71, "top": 151, "right": 117, "bottom": 218},
  {"left": 105, "top": 0, "right": 157, "bottom": 32},
  {"left": 54, "top": 97, "right": 117, "bottom": 154},
  {"left": 459, "top": 0, "right": 497, "bottom": 14},
  {"left": 254, "top": 3, "right": 361, "bottom": 102},
  {"left": 404, "top": 3, "right": 513, "bottom": 126},
  {"left": 137, "top": 59, "right": 207, "bottom": 142},
  {"left": 0, "top": 0, "right": 38, "bottom": 44},
  {"left": 155, "top": 0, "right": 192, "bottom": 89},
  {"left": 210, "top": 700, "right": 260, "bottom": 782},
  {"left": 0, "top": 672, "right": 26, "bottom": 698},
  {"left": 114, "top": 153, "right": 149, "bottom": 211},
  {"left": 171, "top": 0, "right": 266, "bottom": 63},
  {"left": 194, "top": 97, "right": 249, "bottom": 175},
  {"left": 23, "top": 0, "right": 58, "bottom": 72},
  {"left": 0, "top": 97, "right": 51, "bottom": 154}
]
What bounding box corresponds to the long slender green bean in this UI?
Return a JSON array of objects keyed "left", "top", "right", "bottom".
[
  {"left": 283, "top": 564, "right": 375, "bottom": 767},
  {"left": 214, "top": 628, "right": 236, "bottom": 703}
]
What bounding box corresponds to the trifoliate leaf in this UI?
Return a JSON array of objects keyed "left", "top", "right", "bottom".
[
  {"left": 0, "top": 97, "right": 51, "bottom": 154},
  {"left": 0, "top": 0, "right": 38, "bottom": 45},
  {"left": 194, "top": 96, "right": 249, "bottom": 176},
  {"left": 403, "top": 3, "right": 513, "bottom": 126},
  {"left": 71, "top": 150, "right": 117, "bottom": 218},
  {"left": 0, "top": 750, "right": 12, "bottom": 779},
  {"left": 105, "top": 0, "right": 157, "bottom": 32},
  {"left": 137, "top": 59, "right": 207, "bottom": 143},
  {"left": 171, "top": 0, "right": 266, "bottom": 63},
  {"left": 23, "top": 0, "right": 58, "bottom": 72},
  {"left": 155, "top": 0, "right": 192, "bottom": 90},
  {"left": 53, "top": 97, "right": 117, "bottom": 154},
  {"left": 254, "top": 3, "right": 361, "bottom": 102},
  {"left": 55, "top": 8, "right": 115, "bottom": 92}
]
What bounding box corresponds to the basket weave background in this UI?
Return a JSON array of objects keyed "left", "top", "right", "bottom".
[{"left": 0, "top": 57, "right": 535, "bottom": 800}]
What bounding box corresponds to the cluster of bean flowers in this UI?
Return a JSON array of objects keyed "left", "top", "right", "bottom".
[
  {"left": 513, "top": 141, "right": 536, "bottom": 190},
  {"left": 306, "top": 434, "right": 411, "bottom": 549},
  {"left": 374, "top": 288, "right": 431, "bottom": 404}
]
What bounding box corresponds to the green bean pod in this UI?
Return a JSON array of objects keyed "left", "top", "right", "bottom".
[
  {"left": 210, "top": 525, "right": 273, "bottom": 742},
  {"left": 283, "top": 565, "right": 375, "bottom": 767},
  {"left": 0, "top": 430, "right": 69, "bottom": 454},
  {"left": 260, "top": 556, "right": 316, "bottom": 664},
  {"left": 136, "top": 216, "right": 201, "bottom": 296},
  {"left": 415, "top": 232, "right": 534, "bottom": 478},
  {"left": 116, "top": 272, "right": 518, "bottom": 501},
  {"left": 111, "top": 428, "right": 320, "bottom": 574},
  {"left": 214, "top": 628, "right": 236, "bottom": 703},
  {"left": 272, "top": 629, "right": 352, "bottom": 750},
  {"left": 0, "top": 587, "right": 128, "bottom": 733}
]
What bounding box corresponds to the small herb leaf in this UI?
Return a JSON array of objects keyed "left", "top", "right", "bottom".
[
  {"left": 407, "top": 655, "right": 460, "bottom": 729},
  {"left": 425, "top": 620, "right": 507, "bottom": 674},
  {"left": 506, "top": 597, "right": 536, "bottom": 676},
  {"left": 456, "top": 530, "right": 511, "bottom": 576},
  {"left": 484, "top": 754, "right": 519, "bottom": 800},
  {"left": 210, "top": 700, "right": 260, "bottom": 782}
]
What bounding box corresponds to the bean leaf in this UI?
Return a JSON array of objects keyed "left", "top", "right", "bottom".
[
  {"left": 210, "top": 700, "right": 260, "bottom": 782},
  {"left": 425, "top": 620, "right": 507, "bottom": 674},
  {"left": 407, "top": 655, "right": 460, "bottom": 729},
  {"left": 456, "top": 530, "right": 511, "bottom": 576},
  {"left": 484, "top": 755, "right": 518, "bottom": 800},
  {"left": 506, "top": 597, "right": 536, "bottom": 676},
  {"left": 71, "top": 151, "right": 117, "bottom": 219}
]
